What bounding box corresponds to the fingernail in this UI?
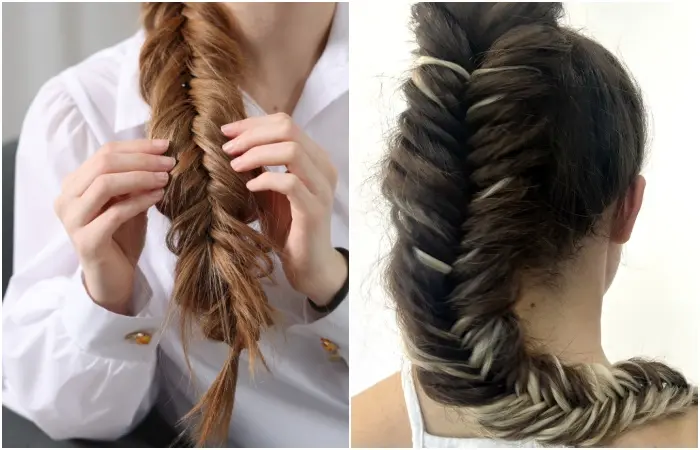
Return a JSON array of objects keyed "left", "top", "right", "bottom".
[
  {"left": 160, "top": 156, "right": 176, "bottom": 169},
  {"left": 222, "top": 140, "right": 235, "bottom": 153},
  {"left": 153, "top": 139, "right": 169, "bottom": 150},
  {"left": 230, "top": 158, "right": 241, "bottom": 170},
  {"left": 221, "top": 123, "right": 234, "bottom": 134},
  {"left": 156, "top": 172, "right": 169, "bottom": 182}
]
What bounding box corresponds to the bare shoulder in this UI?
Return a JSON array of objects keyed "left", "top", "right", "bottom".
[
  {"left": 610, "top": 406, "right": 698, "bottom": 448},
  {"left": 351, "top": 372, "right": 412, "bottom": 448},
  {"left": 350, "top": 373, "right": 697, "bottom": 448}
]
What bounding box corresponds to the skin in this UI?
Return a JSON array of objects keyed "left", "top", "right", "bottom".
[
  {"left": 54, "top": 140, "right": 173, "bottom": 315},
  {"left": 55, "top": 2, "right": 346, "bottom": 315},
  {"left": 352, "top": 176, "right": 698, "bottom": 448},
  {"left": 222, "top": 114, "right": 345, "bottom": 306},
  {"left": 225, "top": 2, "right": 337, "bottom": 115},
  {"left": 222, "top": 2, "right": 346, "bottom": 307}
]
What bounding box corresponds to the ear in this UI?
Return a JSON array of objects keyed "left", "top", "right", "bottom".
[{"left": 611, "top": 175, "right": 645, "bottom": 244}]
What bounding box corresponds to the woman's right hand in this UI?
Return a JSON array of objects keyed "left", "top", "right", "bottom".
[{"left": 53, "top": 139, "right": 175, "bottom": 315}]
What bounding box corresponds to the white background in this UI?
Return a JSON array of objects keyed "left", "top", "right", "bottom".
[{"left": 349, "top": 2, "right": 700, "bottom": 396}]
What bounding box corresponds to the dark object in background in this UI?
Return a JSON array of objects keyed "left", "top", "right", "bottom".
[
  {"left": 2, "top": 139, "right": 17, "bottom": 297},
  {"left": 1, "top": 140, "right": 188, "bottom": 447},
  {"left": 2, "top": 407, "right": 83, "bottom": 448},
  {"left": 2, "top": 406, "right": 188, "bottom": 448}
]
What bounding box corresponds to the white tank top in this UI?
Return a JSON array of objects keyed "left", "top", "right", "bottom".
[{"left": 401, "top": 363, "right": 541, "bottom": 448}]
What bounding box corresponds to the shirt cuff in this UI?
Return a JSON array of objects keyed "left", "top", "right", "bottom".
[
  {"left": 302, "top": 295, "right": 349, "bottom": 362},
  {"left": 60, "top": 266, "right": 162, "bottom": 361},
  {"left": 303, "top": 292, "right": 346, "bottom": 323}
]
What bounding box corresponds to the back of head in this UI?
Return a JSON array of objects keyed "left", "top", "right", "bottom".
[
  {"left": 139, "top": 2, "right": 276, "bottom": 445},
  {"left": 382, "top": 2, "right": 697, "bottom": 446}
]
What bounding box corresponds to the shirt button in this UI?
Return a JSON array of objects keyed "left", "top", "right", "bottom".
[
  {"left": 125, "top": 331, "right": 153, "bottom": 345},
  {"left": 321, "top": 338, "right": 340, "bottom": 360}
]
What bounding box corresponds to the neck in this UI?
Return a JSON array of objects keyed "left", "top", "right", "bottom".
[
  {"left": 419, "top": 240, "right": 615, "bottom": 440},
  {"left": 225, "top": 2, "right": 337, "bottom": 114},
  {"left": 514, "top": 239, "right": 611, "bottom": 367}
]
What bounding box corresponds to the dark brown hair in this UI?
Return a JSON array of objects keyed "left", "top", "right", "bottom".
[
  {"left": 382, "top": 2, "right": 696, "bottom": 446},
  {"left": 139, "top": 2, "right": 276, "bottom": 446}
]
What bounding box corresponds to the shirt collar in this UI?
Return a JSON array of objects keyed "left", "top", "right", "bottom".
[{"left": 114, "top": 3, "right": 349, "bottom": 133}]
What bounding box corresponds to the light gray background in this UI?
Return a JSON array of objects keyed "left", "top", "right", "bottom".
[{"left": 2, "top": 2, "right": 141, "bottom": 142}]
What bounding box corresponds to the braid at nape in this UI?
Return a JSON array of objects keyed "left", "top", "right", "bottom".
[
  {"left": 385, "top": 2, "right": 697, "bottom": 447},
  {"left": 139, "top": 2, "right": 277, "bottom": 445}
]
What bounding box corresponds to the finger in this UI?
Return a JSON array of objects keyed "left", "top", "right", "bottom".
[
  {"left": 231, "top": 142, "right": 330, "bottom": 195},
  {"left": 65, "top": 171, "right": 169, "bottom": 229},
  {"left": 220, "top": 114, "right": 282, "bottom": 138},
  {"left": 86, "top": 188, "right": 164, "bottom": 242},
  {"left": 100, "top": 139, "right": 170, "bottom": 155},
  {"left": 70, "top": 153, "right": 174, "bottom": 198},
  {"left": 222, "top": 114, "right": 337, "bottom": 188},
  {"left": 246, "top": 172, "right": 317, "bottom": 217},
  {"left": 222, "top": 113, "right": 299, "bottom": 156},
  {"left": 63, "top": 140, "right": 173, "bottom": 198}
]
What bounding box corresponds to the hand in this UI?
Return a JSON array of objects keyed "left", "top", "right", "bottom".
[
  {"left": 54, "top": 140, "right": 175, "bottom": 315},
  {"left": 222, "top": 113, "right": 347, "bottom": 306}
]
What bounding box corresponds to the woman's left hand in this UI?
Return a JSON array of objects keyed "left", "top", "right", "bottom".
[{"left": 222, "top": 113, "right": 347, "bottom": 307}]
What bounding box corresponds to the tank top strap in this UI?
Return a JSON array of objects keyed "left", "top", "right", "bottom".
[{"left": 401, "top": 361, "right": 426, "bottom": 448}]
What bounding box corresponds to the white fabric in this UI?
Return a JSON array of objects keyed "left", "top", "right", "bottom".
[
  {"left": 2, "top": 4, "right": 349, "bottom": 448},
  {"left": 401, "top": 363, "right": 540, "bottom": 448}
]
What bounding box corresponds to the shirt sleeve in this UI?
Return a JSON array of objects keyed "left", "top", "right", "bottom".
[
  {"left": 1, "top": 76, "right": 162, "bottom": 441},
  {"left": 301, "top": 296, "right": 350, "bottom": 362}
]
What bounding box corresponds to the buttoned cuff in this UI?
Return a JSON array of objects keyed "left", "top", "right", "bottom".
[{"left": 61, "top": 266, "right": 162, "bottom": 361}]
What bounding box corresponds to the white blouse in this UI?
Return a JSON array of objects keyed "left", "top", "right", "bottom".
[{"left": 2, "top": 4, "right": 349, "bottom": 448}]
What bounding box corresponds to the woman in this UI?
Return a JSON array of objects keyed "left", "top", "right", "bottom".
[
  {"left": 352, "top": 3, "right": 696, "bottom": 448},
  {"left": 3, "top": 2, "right": 348, "bottom": 447}
]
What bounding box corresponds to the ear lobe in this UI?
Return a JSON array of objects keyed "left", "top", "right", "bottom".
[{"left": 611, "top": 175, "right": 646, "bottom": 244}]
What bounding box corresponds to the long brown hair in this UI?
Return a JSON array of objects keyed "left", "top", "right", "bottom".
[
  {"left": 139, "top": 2, "right": 276, "bottom": 445},
  {"left": 382, "top": 2, "right": 696, "bottom": 447}
]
